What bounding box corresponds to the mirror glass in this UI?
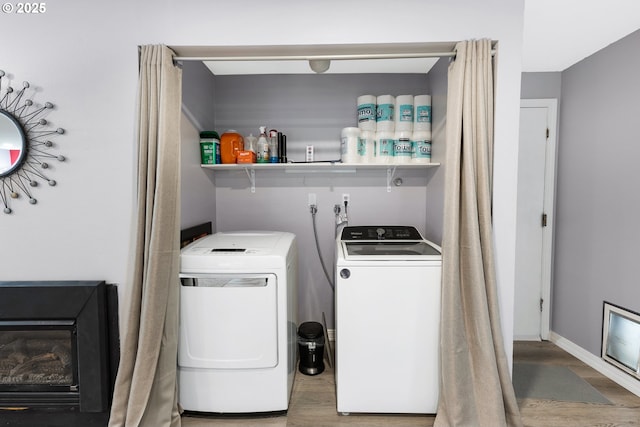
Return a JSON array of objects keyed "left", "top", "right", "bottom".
[{"left": 0, "top": 110, "right": 26, "bottom": 177}]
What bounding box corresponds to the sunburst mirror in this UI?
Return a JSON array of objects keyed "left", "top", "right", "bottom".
[{"left": 0, "top": 70, "right": 65, "bottom": 214}]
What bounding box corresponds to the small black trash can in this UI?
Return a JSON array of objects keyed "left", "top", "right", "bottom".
[{"left": 297, "top": 321, "right": 325, "bottom": 375}]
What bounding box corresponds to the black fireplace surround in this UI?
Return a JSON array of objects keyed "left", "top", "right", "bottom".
[{"left": 0, "top": 281, "right": 119, "bottom": 427}]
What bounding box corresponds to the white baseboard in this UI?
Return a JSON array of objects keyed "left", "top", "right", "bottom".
[{"left": 549, "top": 331, "right": 640, "bottom": 398}]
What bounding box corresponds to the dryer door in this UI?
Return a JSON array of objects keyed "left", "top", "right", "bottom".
[{"left": 179, "top": 273, "right": 278, "bottom": 369}]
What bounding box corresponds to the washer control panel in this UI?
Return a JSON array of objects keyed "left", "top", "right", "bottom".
[{"left": 341, "top": 226, "right": 422, "bottom": 241}]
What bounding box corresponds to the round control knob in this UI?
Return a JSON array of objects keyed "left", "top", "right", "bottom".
[{"left": 339, "top": 269, "right": 351, "bottom": 279}]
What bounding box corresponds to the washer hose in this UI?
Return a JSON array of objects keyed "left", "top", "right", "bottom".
[{"left": 310, "top": 205, "right": 335, "bottom": 291}]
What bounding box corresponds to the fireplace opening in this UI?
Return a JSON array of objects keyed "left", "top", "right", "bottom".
[
  {"left": 0, "top": 281, "right": 119, "bottom": 426},
  {"left": 0, "top": 321, "right": 77, "bottom": 393}
]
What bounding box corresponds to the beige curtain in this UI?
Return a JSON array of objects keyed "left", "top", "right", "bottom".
[
  {"left": 109, "top": 45, "right": 182, "bottom": 427},
  {"left": 434, "top": 40, "right": 522, "bottom": 427}
]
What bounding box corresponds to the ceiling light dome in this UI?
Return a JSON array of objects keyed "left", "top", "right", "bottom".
[{"left": 309, "top": 59, "right": 330, "bottom": 73}]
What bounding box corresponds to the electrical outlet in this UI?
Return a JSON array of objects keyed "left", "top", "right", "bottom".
[
  {"left": 342, "top": 193, "right": 350, "bottom": 204},
  {"left": 308, "top": 193, "right": 317, "bottom": 207}
]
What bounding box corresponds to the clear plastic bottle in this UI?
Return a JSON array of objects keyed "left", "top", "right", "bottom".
[
  {"left": 245, "top": 133, "right": 258, "bottom": 154},
  {"left": 257, "top": 126, "right": 269, "bottom": 163},
  {"left": 269, "top": 129, "right": 279, "bottom": 163}
]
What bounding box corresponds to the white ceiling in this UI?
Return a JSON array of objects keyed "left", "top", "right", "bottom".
[{"left": 522, "top": 0, "right": 640, "bottom": 72}]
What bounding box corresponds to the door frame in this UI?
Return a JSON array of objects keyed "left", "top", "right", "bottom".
[{"left": 518, "top": 98, "right": 558, "bottom": 340}]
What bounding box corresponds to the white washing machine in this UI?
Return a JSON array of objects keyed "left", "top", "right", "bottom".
[
  {"left": 335, "top": 226, "right": 441, "bottom": 414},
  {"left": 178, "top": 231, "right": 297, "bottom": 414}
]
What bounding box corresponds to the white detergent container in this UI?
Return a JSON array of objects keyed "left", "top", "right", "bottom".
[
  {"left": 412, "top": 129, "right": 432, "bottom": 164},
  {"left": 375, "top": 130, "right": 394, "bottom": 164},
  {"left": 358, "top": 129, "right": 376, "bottom": 163},
  {"left": 395, "top": 95, "right": 414, "bottom": 132},
  {"left": 357, "top": 94, "right": 377, "bottom": 131},
  {"left": 414, "top": 95, "right": 432, "bottom": 132},
  {"left": 394, "top": 130, "right": 413, "bottom": 164},
  {"left": 341, "top": 127, "right": 360, "bottom": 163},
  {"left": 376, "top": 95, "right": 395, "bottom": 132},
  {"left": 178, "top": 231, "right": 298, "bottom": 414}
]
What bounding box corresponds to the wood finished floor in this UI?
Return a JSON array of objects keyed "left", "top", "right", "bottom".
[{"left": 182, "top": 341, "right": 640, "bottom": 427}]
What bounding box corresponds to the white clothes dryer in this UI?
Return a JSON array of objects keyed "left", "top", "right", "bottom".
[
  {"left": 335, "top": 226, "right": 441, "bottom": 414},
  {"left": 178, "top": 231, "right": 297, "bottom": 414}
]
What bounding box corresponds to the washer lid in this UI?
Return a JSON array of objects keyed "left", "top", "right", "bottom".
[{"left": 344, "top": 241, "right": 440, "bottom": 257}]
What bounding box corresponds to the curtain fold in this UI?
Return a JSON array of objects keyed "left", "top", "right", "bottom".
[
  {"left": 109, "top": 45, "right": 182, "bottom": 427},
  {"left": 434, "top": 39, "right": 522, "bottom": 427}
]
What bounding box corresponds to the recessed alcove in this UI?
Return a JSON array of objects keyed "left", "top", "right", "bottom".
[{"left": 175, "top": 41, "right": 457, "bottom": 328}]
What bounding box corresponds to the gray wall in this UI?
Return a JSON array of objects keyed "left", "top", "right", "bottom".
[
  {"left": 425, "top": 57, "right": 449, "bottom": 243},
  {"left": 553, "top": 29, "right": 640, "bottom": 355},
  {"left": 183, "top": 71, "right": 444, "bottom": 328},
  {"left": 180, "top": 114, "right": 216, "bottom": 230},
  {"left": 182, "top": 61, "right": 217, "bottom": 131},
  {"left": 520, "top": 72, "right": 562, "bottom": 99},
  {"left": 181, "top": 62, "right": 217, "bottom": 230}
]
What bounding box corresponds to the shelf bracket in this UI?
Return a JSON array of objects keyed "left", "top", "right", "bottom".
[
  {"left": 244, "top": 168, "right": 256, "bottom": 193},
  {"left": 386, "top": 166, "right": 397, "bottom": 192}
]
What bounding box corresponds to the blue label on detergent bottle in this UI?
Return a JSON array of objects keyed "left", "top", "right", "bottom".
[
  {"left": 377, "top": 104, "right": 395, "bottom": 123},
  {"left": 412, "top": 139, "right": 432, "bottom": 159},
  {"left": 358, "top": 103, "right": 376, "bottom": 123},
  {"left": 357, "top": 137, "right": 367, "bottom": 156},
  {"left": 399, "top": 104, "right": 414, "bottom": 122},
  {"left": 416, "top": 105, "right": 432, "bottom": 123},
  {"left": 378, "top": 138, "right": 394, "bottom": 157},
  {"left": 394, "top": 138, "right": 412, "bottom": 157}
]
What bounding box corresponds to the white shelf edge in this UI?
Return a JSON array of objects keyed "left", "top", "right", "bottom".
[
  {"left": 202, "top": 162, "right": 440, "bottom": 193},
  {"left": 201, "top": 162, "right": 440, "bottom": 171}
]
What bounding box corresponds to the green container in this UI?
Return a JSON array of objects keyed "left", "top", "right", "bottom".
[{"left": 200, "top": 131, "right": 220, "bottom": 164}]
